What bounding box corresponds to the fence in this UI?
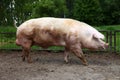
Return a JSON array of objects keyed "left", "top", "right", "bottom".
[{"left": 0, "top": 31, "right": 120, "bottom": 53}]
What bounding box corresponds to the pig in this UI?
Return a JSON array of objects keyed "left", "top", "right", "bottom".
[{"left": 15, "top": 17, "right": 108, "bottom": 65}]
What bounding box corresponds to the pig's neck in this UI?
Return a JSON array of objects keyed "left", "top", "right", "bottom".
[{"left": 81, "top": 38, "right": 92, "bottom": 49}]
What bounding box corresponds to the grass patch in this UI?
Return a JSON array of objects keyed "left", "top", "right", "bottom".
[
  {"left": 0, "top": 26, "right": 16, "bottom": 33},
  {"left": 0, "top": 25, "right": 120, "bottom": 53},
  {"left": 95, "top": 25, "right": 120, "bottom": 31}
]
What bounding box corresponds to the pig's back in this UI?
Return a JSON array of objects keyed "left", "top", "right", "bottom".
[{"left": 77, "top": 22, "right": 104, "bottom": 39}]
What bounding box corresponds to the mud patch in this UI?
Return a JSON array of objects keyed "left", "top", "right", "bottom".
[{"left": 0, "top": 51, "right": 120, "bottom": 80}]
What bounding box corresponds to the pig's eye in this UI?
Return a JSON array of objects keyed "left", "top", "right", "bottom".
[
  {"left": 100, "top": 38, "right": 105, "bottom": 41},
  {"left": 93, "top": 37, "right": 99, "bottom": 41},
  {"left": 93, "top": 34, "right": 99, "bottom": 41}
]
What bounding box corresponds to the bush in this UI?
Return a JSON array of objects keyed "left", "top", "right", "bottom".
[
  {"left": 72, "top": 0, "right": 104, "bottom": 25},
  {"left": 31, "top": 0, "right": 68, "bottom": 18}
]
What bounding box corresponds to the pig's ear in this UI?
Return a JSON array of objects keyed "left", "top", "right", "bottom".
[{"left": 93, "top": 34, "right": 98, "bottom": 39}]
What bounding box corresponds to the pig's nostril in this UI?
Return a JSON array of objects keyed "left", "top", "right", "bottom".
[{"left": 104, "top": 43, "right": 109, "bottom": 49}]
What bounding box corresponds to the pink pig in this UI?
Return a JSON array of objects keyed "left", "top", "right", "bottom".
[{"left": 15, "top": 17, "right": 108, "bottom": 65}]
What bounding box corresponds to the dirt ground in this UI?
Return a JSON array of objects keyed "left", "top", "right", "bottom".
[{"left": 0, "top": 51, "right": 120, "bottom": 80}]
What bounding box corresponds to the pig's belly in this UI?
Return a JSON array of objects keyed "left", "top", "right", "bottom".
[{"left": 33, "top": 38, "right": 66, "bottom": 48}]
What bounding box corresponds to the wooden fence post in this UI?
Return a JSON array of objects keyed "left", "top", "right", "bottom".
[
  {"left": 114, "top": 31, "right": 116, "bottom": 53},
  {"left": 109, "top": 31, "right": 112, "bottom": 53}
]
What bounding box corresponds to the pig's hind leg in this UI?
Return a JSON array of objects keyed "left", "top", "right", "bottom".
[
  {"left": 21, "top": 39, "right": 32, "bottom": 63},
  {"left": 64, "top": 47, "right": 70, "bottom": 63}
]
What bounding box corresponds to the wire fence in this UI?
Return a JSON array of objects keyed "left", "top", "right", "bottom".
[{"left": 0, "top": 31, "right": 120, "bottom": 53}]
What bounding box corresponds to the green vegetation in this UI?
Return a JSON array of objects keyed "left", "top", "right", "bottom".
[
  {"left": 115, "top": 32, "right": 120, "bottom": 52},
  {"left": 0, "top": 26, "right": 16, "bottom": 32},
  {"left": 1, "top": 0, "right": 120, "bottom": 26},
  {"left": 0, "top": 25, "right": 120, "bottom": 53},
  {"left": 0, "top": 26, "right": 64, "bottom": 51},
  {"left": 1, "top": 25, "right": 120, "bottom": 32},
  {"left": 95, "top": 25, "right": 120, "bottom": 31},
  {"left": 1, "top": 0, "right": 120, "bottom": 53}
]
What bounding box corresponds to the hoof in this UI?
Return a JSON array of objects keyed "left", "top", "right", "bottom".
[
  {"left": 27, "top": 59, "right": 32, "bottom": 63},
  {"left": 65, "top": 61, "right": 69, "bottom": 64},
  {"left": 21, "top": 56, "right": 25, "bottom": 61},
  {"left": 64, "top": 60, "right": 69, "bottom": 64},
  {"left": 83, "top": 63, "right": 88, "bottom": 66}
]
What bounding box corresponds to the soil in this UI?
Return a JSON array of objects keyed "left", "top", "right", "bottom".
[{"left": 0, "top": 51, "right": 120, "bottom": 80}]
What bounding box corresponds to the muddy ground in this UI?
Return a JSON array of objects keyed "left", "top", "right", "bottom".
[{"left": 0, "top": 51, "right": 120, "bottom": 80}]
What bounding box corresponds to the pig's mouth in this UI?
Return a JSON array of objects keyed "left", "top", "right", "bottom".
[
  {"left": 88, "top": 43, "right": 109, "bottom": 50},
  {"left": 100, "top": 43, "right": 109, "bottom": 50}
]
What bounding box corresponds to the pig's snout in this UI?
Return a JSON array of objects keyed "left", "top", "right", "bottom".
[
  {"left": 102, "top": 43, "right": 109, "bottom": 49},
  {"left": 105, "top": 43, "right": 109, "bottom": 48}
]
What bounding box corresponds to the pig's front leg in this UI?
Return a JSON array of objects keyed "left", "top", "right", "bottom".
[
  {"left": 66, "top": 34, "right": 88, "bottom": 65},
  {"left": 22, "top": 47, "right": 32, "bottom": 63},
  {"left": 71, "top": 44, "right": 88, "bottom": 66},
  {"left": 21, "top": 39, "right": 32, "bottom": 63}
]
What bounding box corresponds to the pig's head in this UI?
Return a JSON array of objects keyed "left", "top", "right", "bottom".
[{"left": 88, "top": 34, "right": 109, "bottom": 50}]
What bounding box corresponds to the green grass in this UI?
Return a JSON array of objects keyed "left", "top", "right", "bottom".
[
  {"left": 113, "top": 32, "right": 120, "bottom": 52},
  {"left": 0, "top": 25, "right": 120, "bottom": 53},
  {"left": 95, "top": 25, "right": 120, "bottom": 31},
  {"left": 0, "top": 26, "right": 16, "bottom": 33}
]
